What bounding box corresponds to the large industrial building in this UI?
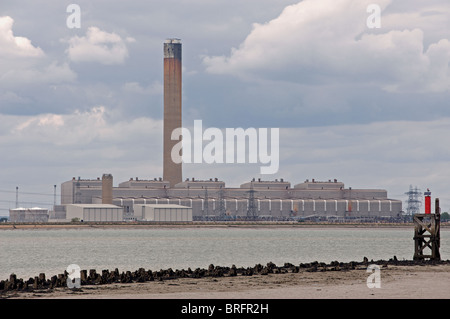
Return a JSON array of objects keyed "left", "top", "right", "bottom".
[
  {"left": 55, "top": 39, "right": 403, "bottom": 222},
  {"left": 65, "top": 204, "right": 123, "bottom": 222},
  {"left": 57, "top": 175, "right": 403, "bottom": 221}
]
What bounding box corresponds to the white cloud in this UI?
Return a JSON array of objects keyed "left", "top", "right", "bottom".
[
  {"left": 11, "top": 106, "right": 111, "bottom": 146},
  {"left": 0, "top": 16, "right": 44, "bottom": 58},
  {"left": 0, "top": 16, "right": 76, "bottom": 86},
  {"left": 66, "top": 27, "right": 130, "bottom": 65},
  {"left": 203, "top": 0, "right": 450, "bottom": 93},
  {"left": 5, "top": 106, "right": 162, "bottom": 152}
]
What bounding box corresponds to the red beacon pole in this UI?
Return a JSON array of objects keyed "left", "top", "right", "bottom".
[
  {"left": 424, "top": 188, "right": 431, "bottom": 214},
  {"left": 413, "top": 188, "right": 440, "bottom": 261}
]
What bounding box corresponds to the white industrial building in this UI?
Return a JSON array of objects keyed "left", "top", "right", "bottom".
[
  {"left": 65, "top": 204, "right": 123, "bottom": 222},
  {"left": 134, "top": 204, "right": 192, "bottom": 222},
  {"left": 9, "top": 207, "right": 49, "bottom": 222}
]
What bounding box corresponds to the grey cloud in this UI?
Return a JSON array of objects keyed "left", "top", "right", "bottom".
[{"left": 203, "top": 0, "right": 450, "bottom": 93}]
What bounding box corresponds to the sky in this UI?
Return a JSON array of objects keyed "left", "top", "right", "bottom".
[{"left": 0, "top": 0, "right": 449, "bottom": 214}]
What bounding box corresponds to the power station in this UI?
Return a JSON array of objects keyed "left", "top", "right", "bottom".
[{"left": 50, "top": 39, "right": 403, "bottom": 222}]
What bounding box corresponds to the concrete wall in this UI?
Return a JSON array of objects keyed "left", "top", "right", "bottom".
[
  {"left": 117, "top": 198, "right": 402, "bottom": 219},
  {"left": 61, "top": 178, "right": 102, "bottom": 204},
  {"left": 134, "top": 204, "right": 192, "bottom": 222},
  {"left": 66, "top": 204, "right": 123, "bottom": 222},
  {"left": 119, "top": 179, "right": 169, "bottom": 189},
  {"left": 48, "top": 205, "right": 66, "bottom": 220},
  {"left": 294, "top": 180, "right": 344, "bottom": 189},
  {"left": 175, "top": 180, "right": 225, "bottom": 189},
  {"left": 240, "top": 180, "right": 291, "bottom": 189},
  {"left": 9, "top": 208, "right": 49, "bottom": 222}
]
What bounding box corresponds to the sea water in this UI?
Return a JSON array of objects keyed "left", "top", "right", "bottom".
[{"left": 0, "top": 227, "right": 448, "bottom": 280}]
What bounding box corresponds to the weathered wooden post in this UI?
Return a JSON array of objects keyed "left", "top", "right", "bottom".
[
  {"left": 413, "top": 196, "right": 441, "bottom": 261},
  {"left": 435, "top": 198, "right": 441, "bottom": 259}
]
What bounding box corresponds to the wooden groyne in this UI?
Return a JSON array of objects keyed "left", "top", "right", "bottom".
[{"left": 2, "top": 257, "right": 449, "bottom": 295}]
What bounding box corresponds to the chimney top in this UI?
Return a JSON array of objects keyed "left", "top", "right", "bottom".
[{"left": 165, "top": 38, "right": 181, "bottom": 44}]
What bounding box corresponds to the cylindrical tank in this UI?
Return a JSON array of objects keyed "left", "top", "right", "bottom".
[{"left": 424, "top": 189, "right": 431, "bottom": 214}]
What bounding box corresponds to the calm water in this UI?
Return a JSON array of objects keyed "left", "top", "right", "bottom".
[{"left": 1, "top": 227, "right": 449, "bottom": 280}]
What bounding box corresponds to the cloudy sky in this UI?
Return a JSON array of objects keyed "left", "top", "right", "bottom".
[{"left": 0, "top": 0, "right": 449, "bottom": 214}]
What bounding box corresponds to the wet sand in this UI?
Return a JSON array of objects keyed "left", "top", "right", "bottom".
[{"left": 4, "top": 263, "right": 450, "bottom": 299}]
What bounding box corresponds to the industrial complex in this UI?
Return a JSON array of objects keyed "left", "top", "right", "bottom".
[
  {"left": 54, "top": 175, "right": 402, "bottom": 222},
  {"left": 10, "top": 39, "right": 403, "bottom": 223}
]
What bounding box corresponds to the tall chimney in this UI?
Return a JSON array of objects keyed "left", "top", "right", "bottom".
[
  {"left": 163, "top": 38, "right": 183, "bottom": 187},
  {"left": 102, "top": 174, "right": 113, "bottom": 204}
]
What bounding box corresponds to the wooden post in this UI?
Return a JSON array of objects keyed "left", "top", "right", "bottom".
[
  {"left": 413, "top": 198, "right": 441, "bottom": 261},
  {"left": 435, "top": 198, "right": 441, "bottom": 260}
]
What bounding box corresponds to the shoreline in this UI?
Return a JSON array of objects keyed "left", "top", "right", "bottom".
[
  {"left": 2, "top": 221, "right": 448, "bottom": 299},
  {"left": 2, "top": 221, "right": 447, "bottom": 230},
  {"left": 2, "top": 259, "right": 450, "bottom": 299}
]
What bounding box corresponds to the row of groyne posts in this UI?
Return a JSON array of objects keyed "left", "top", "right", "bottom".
[
  {"left": 413, "top": 191, "right": 441, "bottom": 261},
  {"left": 0, "top": 194, "right": 443, "bottom": 294}
]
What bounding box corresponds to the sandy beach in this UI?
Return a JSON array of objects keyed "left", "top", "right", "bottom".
[
  {"left": 2, "top": 222, "right": 448, "bottom": 300},
  {"left": 2, "top": 263, "right": 449, "bottom": 299}
]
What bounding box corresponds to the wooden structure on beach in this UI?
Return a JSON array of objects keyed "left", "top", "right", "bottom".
[{"left": 413, "top": 198, "right": 441, "bottom": 261}]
